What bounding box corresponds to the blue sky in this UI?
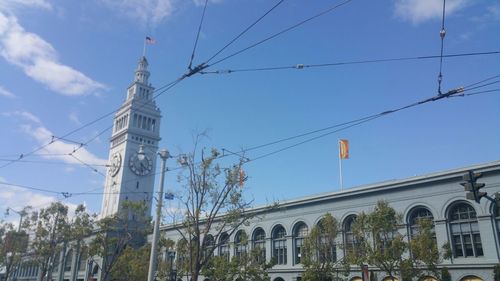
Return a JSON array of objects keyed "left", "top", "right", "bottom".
[{"left": 0, "top": 0, "right": 499, "bottom": 223}]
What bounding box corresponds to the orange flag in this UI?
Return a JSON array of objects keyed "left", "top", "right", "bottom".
[
  {"left": 239, "top": 168, "right": 246, "bottom": 187},
  {"left": 339, "top": 139, "right": 349, "bottom": 159}
]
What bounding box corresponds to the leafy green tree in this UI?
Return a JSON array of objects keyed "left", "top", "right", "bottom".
[
  {"left": 172, "top": 141, "right": 256, "bottom": 281},
  {"left": 89, "top": 201, "right": 151, "bottom": 281},
  {"left": 67, "top": 204, "right": 96, "bottom": 279},
  {"left": 441, "top": 267, "right": 451, "bottom": 281},
  {"left": 25, "top": 202, "right": 71, "bottom": 281},
  {"left": 201, "top": 247, "right": 272, "bottom": 281},
  {"left": 301, "top": 213, "right": 344, "bottom": 281},
  {"left": 1, "top": 207, "right": 30, "bottom": 281},
  {"left": 347, "top": 201, "right": 407, "bottom": 281},
  {"left": 494, "top": 264, "right": 500, "bottom": 281},
  {"left": 109, "top": 244, "right": 150, "bottom": 281},
  {"left": 156, "top": 237, "right": 176, "bottom": 281},
  {"left": 408, "top": 219, "right": 441, "bottom": 279}
]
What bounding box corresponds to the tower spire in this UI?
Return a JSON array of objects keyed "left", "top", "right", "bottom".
[{"left": 134, "top": 56, "right": 150, "bottom": 85}]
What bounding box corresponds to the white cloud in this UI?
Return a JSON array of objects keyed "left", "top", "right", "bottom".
[
  {"left": 69, "top": 111, "right": 82, "bottom": 125},
  {"left": 0, "top": 185, "right": 81, "bottom": 227},
  {"left": 3, "top": 110, "right": 42, "bottom": 123},
  {"left": 192, "top": 0, "right": 223, "bottom": 7},
  {"left": 22, "top": 124, "right": 107, "bottom": 170},
  {"left": 99, "top": 0, "right": 174, "bottom": 27},
  {"left": 5, "top": 110, "right": 107, "bottom": 171},
  {"left": 0, "top": 0, "right": 52, "bottom": 11},
  {"left": 0, "top": 85, "right": 16, "bottom": 98},
  {"left": 0, "top": 12, "right": 107, "bottom": 96},
  {"left": 394, "top": 0, "right": 470, "bottom": 24}
]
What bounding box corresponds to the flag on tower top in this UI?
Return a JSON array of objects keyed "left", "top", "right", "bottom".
[
  {"left": 145, "top": 36, "right": 156, "bottom": 44},
  {"left": 339, "top": 139, "right": 349, "bottom": 159}
]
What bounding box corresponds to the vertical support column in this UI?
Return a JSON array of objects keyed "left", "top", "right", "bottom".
[
  {"left": 477, "top": 214, "right": 498, "bottom": 261},
  {"left": 266, "top": 237, "right": 272, "bottom": 264},
  {"left": 70, "top": 247, "right": 78, "bottom": 281},
  {"left": 286, "top": 235, "right": 293, "bottom": 266}
]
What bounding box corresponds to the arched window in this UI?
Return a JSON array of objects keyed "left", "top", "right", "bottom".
[
  {"left": 78, "top": 248, "right": 88, "bottom": 272},
  {"left": 408, "top": 207, "right": 434, "bottom": 239},
  {"left": 272, "top": 225, "right": 287, "bottom": 265},
  {"left": 219, "top": 233, "right": 230, "bottom": 261},
  {"left": 202, "top": 235, "right": 215, "bottom": 260},
  {"left": 449, "top": 202, "right": 483, "bottom": 257},
  {"left": 252, "top": 228, "right": 266, "bottom": 263},
  {"left": 293, "top": 222, "right": 308, "bottom": 264},
  {"left": 234, "top": 230, "right": 247, "bottom": 258},
  {"left": 273, "top": 278, "right": 285, "bottom": 281},
  {"left": 64, "top": 249, "right": 73, "bottom": 272},
  {"left": 343, "top": 215, "right": 357, "bottom": 255}
]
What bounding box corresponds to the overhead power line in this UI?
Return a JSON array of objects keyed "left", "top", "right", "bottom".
[
  {"left": 437, "top": 0, "right": 447, "bottom": 94},
  {"left": 2, "top": 80, "right": 495, "bottom": 200},
  {"left": 199, "top": 51, "right": 500, "bottom": 75},
  {"left": 0, "top": 77, "right": 184, "bottom": 170},
  {"left": 188, "top": 0, "right": 209, "bottom": 70},
  {"left": 207, "top": 0, "right": 354, "bottom": 68},
  {"left": 204, "top": 0, "right": 286, "bottom": 64}
]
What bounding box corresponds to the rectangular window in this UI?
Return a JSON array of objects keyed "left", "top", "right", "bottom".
[{"left": 453, "top": 235, "right": 463, "bottom": 257}]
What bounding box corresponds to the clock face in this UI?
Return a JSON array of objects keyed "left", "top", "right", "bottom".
[
  {"left": 108, "top": 153, "right": 122, "bottom": 177},
  {"left": 129, "top": 152, "right": 153, "bottom": 176}
]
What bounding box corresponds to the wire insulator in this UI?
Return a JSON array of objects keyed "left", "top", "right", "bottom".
[{"left": 440, "top": 29, "right": 446, "bottom": 39}]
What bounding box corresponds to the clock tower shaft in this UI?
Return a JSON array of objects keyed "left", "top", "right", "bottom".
[{"left": 100, "top": 56, "right": 162, "bottom": 218}]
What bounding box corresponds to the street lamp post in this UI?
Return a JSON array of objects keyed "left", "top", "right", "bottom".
[
  {"left": 5, "top": 207, "right": 28, "bottom": 232},
  {"left": 147, "top": 149, "right": 171, "bottom": 281}
]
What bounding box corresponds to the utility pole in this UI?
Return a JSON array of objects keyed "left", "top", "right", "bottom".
[{"left": 147, "top": 149, "right": 171, "bottom": 281}]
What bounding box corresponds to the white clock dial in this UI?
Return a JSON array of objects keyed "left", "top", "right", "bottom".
[
  {"left": 129, "top": 152, "right": 153, "bottom": 176},
  {"left": 108, "top": 153, "right": 122, "bottom": 177}
]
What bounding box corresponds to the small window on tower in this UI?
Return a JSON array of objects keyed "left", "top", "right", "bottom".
[{"left": 136, "top": 182, "right": 139, "bottom": 189}]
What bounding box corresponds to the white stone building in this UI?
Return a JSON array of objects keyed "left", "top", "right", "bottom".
[{"left": 161, "top": 160, "right": 500, "bottom": 281}]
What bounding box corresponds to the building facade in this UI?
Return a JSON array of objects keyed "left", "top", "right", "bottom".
[{"left": 161, "top": 160, "right": 500, "bottom": 281}]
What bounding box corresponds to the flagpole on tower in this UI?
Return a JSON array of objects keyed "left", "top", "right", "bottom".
[{"left": 143, "top": 39, "right": 147, "bottom": 57}]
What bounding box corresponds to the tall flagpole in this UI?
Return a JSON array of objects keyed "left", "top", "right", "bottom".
[
  {"left": 142, "top": 38, "right": 147, "bottom": 57},
  {"left": 338, "top": 139, "right": 343, "bottom": 191}
]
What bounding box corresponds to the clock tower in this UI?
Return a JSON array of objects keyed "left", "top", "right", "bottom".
[{"left": 100, "top": 56, "right": 161, "bottom": 218}]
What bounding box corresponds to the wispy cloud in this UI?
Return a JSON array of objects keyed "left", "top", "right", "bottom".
[
  {"left": 0, "top": 85, "right": 16, "bottom": 98},
  {"left": 21, "top": 124, "right": 107, "bottom": 169},
  {"left": 5, "top": 111, "right": 107, "bottom": 170},
  {"left": 99, "top": 0, "right": 174, "bottom": 27},
  {"left": 394, "top": 0, "right": 470, "bottom": 24},
  {"left": 0, "top": 12, "right": 107, "bottom": 96},
  {"left": 0, "top": 185, "right": 82, "bottom": 227},
  {"left": 0, "top": 0, "right": 52, "bottom": 11},
  {"left": 3, "top": 110, "right": 42, "bottom": 123},
  {"left": 192, "top": 0, "right": 223, "bottom": 7},
  {"left": 69, "top": 111, "right": 82, "bottom": 125}
]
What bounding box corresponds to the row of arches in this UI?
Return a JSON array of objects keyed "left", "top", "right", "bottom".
[{"left": 185, "top": 200, "right": 500, "bottom": 267}]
